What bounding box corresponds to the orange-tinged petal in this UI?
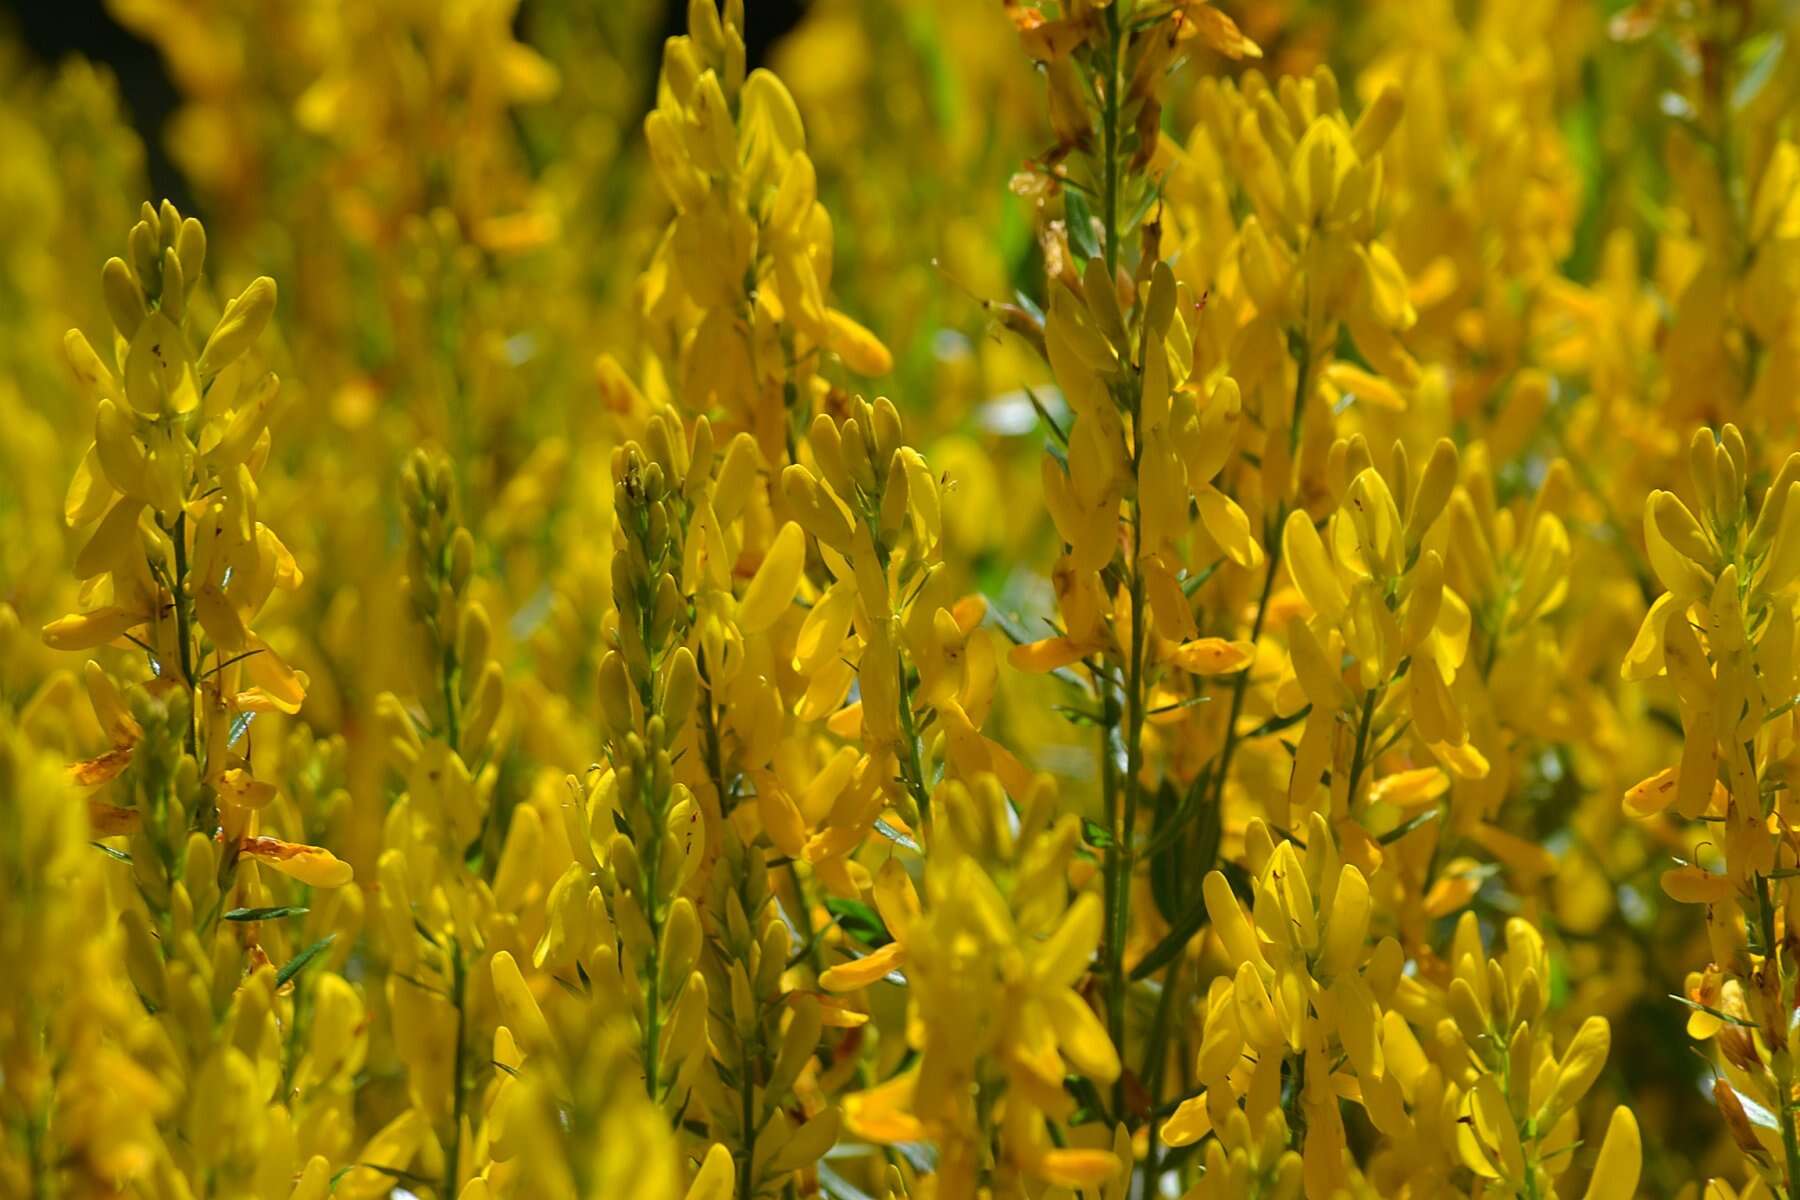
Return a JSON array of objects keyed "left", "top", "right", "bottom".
[
  {"left": 1167, "top": 637, "right": 1256, "bottom": 675},
  {"left": 239, "top": 836, "right": 354, "bottom": 888},
  {"left": 216, "top": 766, "right": 278, "bottom": 811},
  {"left": 1182, "top": 4, "right": 1262, "bottom": 59},
  {"left": 71, "top": 747, "right": 135, "bottom": 787},
  {"left": 86, "top": 800, "right": 140, "bottom": 835},
  {"left": 951, "top": 593, "right": 987, "bottom": 632},
  {"left": 1623, "top": 767, "right": 1680, "bottom": 818},
  {"left": 1422, "top": 867, "right": 1481, "bottom": 918}
]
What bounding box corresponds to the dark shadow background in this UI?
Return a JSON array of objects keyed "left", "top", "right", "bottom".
[{"left": 4, "top": 0, "right": 806, "bottom": 211}]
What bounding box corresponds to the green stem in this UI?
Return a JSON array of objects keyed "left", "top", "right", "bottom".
[
  {"left": 1208, "top": 343, "right": 1310, "bottom": 820},
  {"left": 441, "top": 641, "right": 463, "bottom": 758},
  {"left": 1209, "top": 514, "right": 1284, "bottom": 816},
  {"left": 1742, "top": 727, "right": 1800, "bottom": 1199},
  {"left": 698, "top": 650, "right": 733, "bottom": 814},
  {"left": 1138, "top": 958, "right": 1183, "bottom": 1190},
  {"left": 785, "top": 861, "right": 823, "bottom": 977},
  {"left": 1100, "top": 5, "right": 1122, "bottom": 275},
  {"left": 1343, "top": 686, "right": 1379, "bottom": 811},
  {"left": 25, "top": 1100, "right": 50, "bottom": 1200},
  {"left": 740, "top": 1018, "right": 759, "bottom": 1200},
  {"left": 446, "top": 943, "right": 468, "bottom": 1200},
  {"left": 1091, "top": 0, "right": 1139, "bottom": 1123},
  {"left": 1108, "top": 545, "right": 1147, "bottom": 1118},
  {"left": 1096, "top": 670, "right": 1122, "bottom": 1114},
  {"left": 895, "top": 654, "right": 934, "bottom": 825},
  {"left": 169, "top": 511, "right": 199, "bottom": 763},
  {"left": 641, "top": 804, "right": 665, "bottom": 1102},
  {"left": 1756, "top": 868, "right": 1800, "bottom": 1198}
]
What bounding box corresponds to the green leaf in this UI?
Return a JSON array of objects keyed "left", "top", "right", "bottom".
[
  {"left": 1081, "top": 817, "right": 1115, "bottom": 850},
  {"left": 1065, "top": 190, "right": 1099, "bottom": 260},
  {"left": 1147, "top": 772, "right": 1221, "bottom": 925},
  {"left": 275, "top": 933, "right": 337, "bottom": 989},
  {"left": 1190, "top": 784, "right": 1223, "bottom": 886},
  {"left": 1147, "top": 693, "right": 1211, "bottom": 716},
  {"left": 224, "top": 905, "right": 310, "bottom": 922},
  {"left": 1241, "top": 706, "right": 1310, "bottom": 740},
  {"left": 1023, "top": 384, "right": 1069, "bottom": 447},
  {"left": 1131, "top": 890, "right": 1209, "bottom": 981},
  {"left": 819, "top": 1162, "right": 878, "bottom": 1200},
  {"left": 1148, "top": 778, "right": 1188, "bottom": 922},
  {"left": 353, "top": 1163, "right": 438, "bottom": 1188},
  {"left": 872, "top": 818, "right": 921, "bottom": 853},
  {"left": 1734, "top": 31, "right": 1786, "bottom": 111},
  {"left": 826, "top": 898, "right": 891, "bottom": 948},
  {"left": 1665, "top": 993, "right": 1755, "bottom": 1028},
  {"left": 1377, "top": 809, "right": 1440, "bottom": 846},
  {"left": 1181, "top": 559, "right": 1225, "bottom": 596}
]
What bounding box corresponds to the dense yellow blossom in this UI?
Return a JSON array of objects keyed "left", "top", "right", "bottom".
[{"left": 17, "top": 0, "right": 1800, "bottom": 1196}]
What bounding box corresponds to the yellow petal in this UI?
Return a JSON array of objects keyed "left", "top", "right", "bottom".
[
  {"left": 1043, "top": 987, "right": 1119, "bottom": 1082},
  {"left": 1318, "top": 864, "right": 1370, "bottom": 979},
  {"left": 825, "top": 309, "right": 893, "bottom": 376},
  {"left": 491, "top": 949, "right": 555, "bottom": 1054},
  {"left": 1160, "top": 1092, "right": 1213, "bottom": 1148},
  {"left": 1542, "top": 1016, "right": 1610, "bottom": 1120},
  {"left": 1195, "top": 487, "right": 1263, "bottom": 569},
  {"left": 1033, "top": 891, "right": 1102, "bottom": 987},
  {"left": 43, "top": 607, "right": 141, "bottom": 651},
  {"left": 1582, "top": 1106, "right": 1642, "bottom": 1200},
  {"left": 1660, "top": 865, "right": 1734, "bottom": 905},
  {"left": 682, "top": 1143, "right": 735, "bottom": 1200},
  {"left": 1009, "top": 636, "right": 1089, "bottom": 672},
  {"left": 1283, "top": 509, "right": 1347, "bottom": 621},
  {"left": 216, "top": 767, "right": 278, "bottom": 811},
  {"left": 1036, "top": 1148, "right": 1120, "bottom": 1188},
  {"left": 237, "top": 636, "right": 308, "bottom": 714},
  {"left": 755, "top": 777, "right": 808, "bottom": 859},
  {"left": 843, "top": 1070, "right": 927, "bottom": 1144},
  {"left": 74, "top": 497, "right": 144, "bottom": 580},
  {"left": 819, "top": 941, "right": 906, "bottom": 992},
  {"left": 738, "top": 522, "right": 806, "bottom": 634},
  {"left": 64, "top": 444, "right": 115, "bottom": 528},
  {"left": 196, "top": 584, "right": 250, "bottom": 654},
  {"left": 1367, "top": 766, "right": 1447, "bottom": 810}
]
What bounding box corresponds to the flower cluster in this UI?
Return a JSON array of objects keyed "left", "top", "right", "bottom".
[{"left": 16, "top": 0, "right": 1800, "bottom": 1196}]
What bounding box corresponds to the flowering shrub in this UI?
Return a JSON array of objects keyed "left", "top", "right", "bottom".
[{"left": 9, "top": 0, "right": 1800, "bottom": 1196}]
